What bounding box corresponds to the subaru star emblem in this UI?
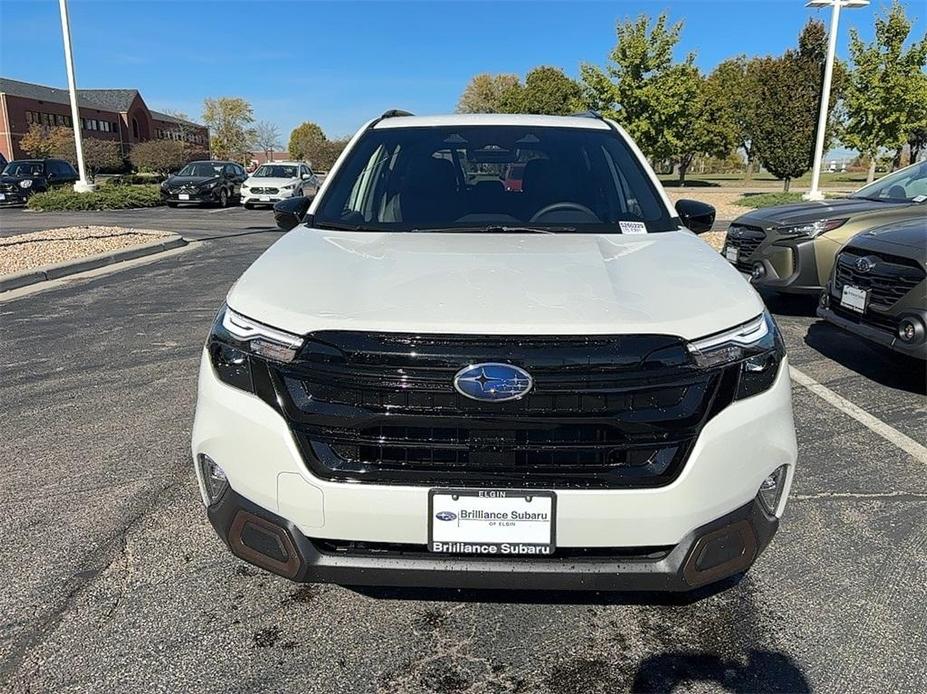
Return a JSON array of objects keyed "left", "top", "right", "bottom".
[
  {"left": 453, "top": 363, "right": 533, "bottom": 402},
  {"left": 856, "top": 256, "right": 877, "bottom": 273},
  {"left": 435, "top": 511, "right": 457, "bottom": 521}
]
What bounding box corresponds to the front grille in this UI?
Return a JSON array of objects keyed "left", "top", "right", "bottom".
[
  {"left": 724, "top": 225, "right": 766, "bottom": 272},
  {"left": 250, "top": 187, "right": 279, "bottom": 194},
  {"left": 267, "top": 332, "right": 737, "bottom": 489},
  {"left": 313, "top": 538, "right": 673, "bottom": 561},
  {"left": 834, "top": 248, "right": 925, "bottom": 309},
  {"left": 0, "top": 183, "right": 16, "bottom": 193}
]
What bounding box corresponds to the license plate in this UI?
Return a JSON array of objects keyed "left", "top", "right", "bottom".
[
  {"left": 0, "top": 193, "right": 5, "bottom": 201},
  {"left": 840, "top": 284, "right": 868, "bottom": 314},
  {"left": 429, "top": 489, "right": 555, "bottom": 555},
  {"left": 725, "top": 246, "right": 739, "bottom": 263},
  {"left": 259, "top": 196, "right": 270, "bottom": 202},
  {"left": 178, "top": 193, "right": 190, "bottom": 200}
]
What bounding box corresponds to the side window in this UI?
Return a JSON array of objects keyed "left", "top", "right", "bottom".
[
  {"left": 236, "top": 165, "right": 246, "bottom": 177},
  {"left": 223, "top": 164, "right": 234, "bottom": 177}
]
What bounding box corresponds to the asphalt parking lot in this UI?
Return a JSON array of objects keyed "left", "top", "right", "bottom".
[{"left": 1, "top": 209, "right": 925, "bottom": 693}]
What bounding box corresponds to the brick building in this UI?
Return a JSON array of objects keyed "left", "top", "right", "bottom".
[{"left": 0, "top": 77, "right": 209, "bottom": 161}]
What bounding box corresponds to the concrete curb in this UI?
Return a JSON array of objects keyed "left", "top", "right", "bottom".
[{"left": 0, "top": 234, "right": 187, "bottom": 293}]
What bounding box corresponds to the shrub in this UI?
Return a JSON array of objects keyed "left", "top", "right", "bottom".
[{"left": 26, "top": 184, "right": 162, "bottom": 211}]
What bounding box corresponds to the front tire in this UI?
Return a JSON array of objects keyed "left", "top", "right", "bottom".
[{"left": 218, "top": 188, "right": 229, "bottom": 208}]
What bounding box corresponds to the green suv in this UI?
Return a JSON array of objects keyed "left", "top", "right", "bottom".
[
  {"left": 723, "top": 161, "right": 927, "bottom": 294},
  {"left": 817, "top": 217, "right": 926, "bottom": 359}
]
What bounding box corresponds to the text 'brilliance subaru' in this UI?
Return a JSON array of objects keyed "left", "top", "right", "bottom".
[{"left": 192, "top": 112, "right": 798, "bottom": 592}]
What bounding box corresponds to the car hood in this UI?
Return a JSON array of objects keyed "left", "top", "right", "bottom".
[
  {"left": 851, "top": 218, "right": 927, "bottom": 258},
  {"left": 167, "top": 176, "right": 217, "bottom": 186},
  {"left": 226, "top": 228, "right": 764, "bottom": 340},
  {"left": 245, "top": 177, "right": 299, "bottom": 187},
  {"left": 734, "top": 197, "right": 910, "bottom": 228}
]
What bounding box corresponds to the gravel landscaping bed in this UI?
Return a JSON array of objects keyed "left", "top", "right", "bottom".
[{"left": 0, "top": 226, "right": 172, "bottom": 275}]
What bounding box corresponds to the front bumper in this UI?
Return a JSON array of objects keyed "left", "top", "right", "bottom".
[
  {"left": 0, "top": 190, "right": 31, "bottom": 206},
  {"left": 724, "top": 235, "right": 823, "bottom": 294},
  {"left": 161, "top": 189, "right": 221, "bottom": 204},
  {"left": 206, "top": 485, "right": 778, "bottom": 591},
  {"left": 241, "top": 190, "right": 295, "bottom": 205},
  {"left": 192, "top": 349, "right": 797, "bottom": 590},
  {"left": 817, "top": 301, "right": 927, "bottom": 359}
]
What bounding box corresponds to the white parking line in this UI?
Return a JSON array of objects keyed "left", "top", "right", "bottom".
[
  {"left": 790, "top": 365, "right": 927, "bottom": 464},
  {"left": 207, "top": 206, "right": 240, "bottom": 214}
]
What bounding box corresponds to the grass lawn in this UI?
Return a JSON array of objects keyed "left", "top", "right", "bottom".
[{"left": 658, "top": 171, "right": 870, "bottom": 189}]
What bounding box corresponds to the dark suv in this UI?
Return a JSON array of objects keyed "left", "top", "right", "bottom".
[
  {"left": 0, "top": 158, "right": 79, "bottom": 207},
  {"left": 160, "top": 160, "right": 248, "bottom": 207},
  {"left": 817, "top": 218, "right": 926, "bottom": 359}
]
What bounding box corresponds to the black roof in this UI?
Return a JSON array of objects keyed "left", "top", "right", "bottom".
[{"left": 0, "top": 77, "right": 204, "bottom": 126}]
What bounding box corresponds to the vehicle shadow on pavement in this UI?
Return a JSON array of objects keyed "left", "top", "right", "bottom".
[
  {"left": 632, "top": 650, "right": 810, "bottom": 693},
  {"left": 346, "top": 573, "right": 745, "bottom": 606},
  {"left": 804, "top": 321, "right": 927, "bottom": 394}
]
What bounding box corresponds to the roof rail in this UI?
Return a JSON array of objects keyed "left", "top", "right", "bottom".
[
  {"left": 380, "top": 109, "right": 415, "bottom": 119},
  {"left": 571, "top": 110, "right": 604, "bottom": 120}
]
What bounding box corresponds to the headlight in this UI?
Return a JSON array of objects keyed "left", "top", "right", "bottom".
[
  {"left": 281, "top": 183, "right": 295, "bottom": 190},
  {"left": 19, "top": 179, "right": 32, "bottom": 189},
  {"left": 207, "top": 304, "right": 303, "bottom": 393},
  {"left": 688, "top": 311, "right": 785, "bottom": 400},
  {"left": 199, "top": 179, "right": 220, "bottom": 191},
  {"left": 776, "top": 218, "right": 847, "bottom": 238}
]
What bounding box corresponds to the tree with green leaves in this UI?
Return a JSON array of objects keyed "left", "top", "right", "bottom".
[
  {"left": 752, "top": 20, "right": 836, "bottom": 191},
  {"left": 578, "top": 12, "right": 684, "bottom": 157},
  {"left": 288, "top": 122, "right": 328, "bottom": 165},
  {"left": 652, "top": 63, "right": 737, "bottom": 185},
  {"left": 843, "top": 0, "right": 927, "bottom": 181},
  {"left": 707, "top": 56, "right": 765, "bottom": 178},
  {"left": 202, "top": 97, "right": 255, "bottom": 161},
  {"left": 456, "top": 73, "right": 521, "bottom": 113},
  {"left": 501, "top": 66, "right": 582, "bottom": 115}
]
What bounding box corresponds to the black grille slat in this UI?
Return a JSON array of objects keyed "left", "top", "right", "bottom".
[
  {"left": 724, "top": 225, "right": 766, "bottom": 272},
  {"left": 834, "top": 249, "right": 925, "bottom": 308},
  {"left": 272, "top": 331, "right": 734, "bottom": 488}
]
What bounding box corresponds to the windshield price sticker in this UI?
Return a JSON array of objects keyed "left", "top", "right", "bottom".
[
  {"left": 619, "top": 221, "right": 648, "bottom": 235},
  {"left": 429, "top": 489, "right": 555, "bottom": 555}
]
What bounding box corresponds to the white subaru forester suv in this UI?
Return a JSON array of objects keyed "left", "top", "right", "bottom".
[{"left": 192, "top": 111, "right": 797, "bottom": 592}]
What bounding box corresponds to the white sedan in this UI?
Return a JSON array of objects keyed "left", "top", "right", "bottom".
[{"left": 240, "top": 162, "right": 319, "bottom": 208}]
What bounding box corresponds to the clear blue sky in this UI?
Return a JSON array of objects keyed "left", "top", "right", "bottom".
[{"left": 1, "top": 0, "right": 924, "bottom": 142}]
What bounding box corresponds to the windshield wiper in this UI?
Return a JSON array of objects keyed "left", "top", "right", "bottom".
[
  {"left": 409, "top": 225, "right": 574, "bottom": 234},
  {"left": 851, "top": 195, "right": 907, "bottom": 203}
]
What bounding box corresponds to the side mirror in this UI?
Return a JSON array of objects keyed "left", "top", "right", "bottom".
[
  {"left": 675, "top": 199, "right": 716, "bottom": 234},
  {"left": 301, "top": 172, "right": 311, "bottom": 180},
  {"left": 274, "top": 196, "right": 313, "bottom": 231},
  {"left": 46, "top": 172, "right": 56, "bottom": 180}
]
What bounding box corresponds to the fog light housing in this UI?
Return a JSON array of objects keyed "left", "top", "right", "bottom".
[
  {"left": 758, "top": 465, "right": 788, "bottom": 515},
  {"left": 819, "top": 291, "right": 829, "bottom": 309},
  {"left": 751, "top": 262, "right": 766, "bottom": 280},
  {"left": 197, "top": 454, "right": 229, "bottom": 506},
  {"left": 897, "top": 317, "right": 924, "bottom": 344}
]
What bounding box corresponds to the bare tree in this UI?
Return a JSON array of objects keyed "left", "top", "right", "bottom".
[{"left": 252, "top": 120, "right": 281, "bottom": 161}]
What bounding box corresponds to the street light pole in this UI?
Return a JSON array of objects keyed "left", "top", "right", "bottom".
[
  {"left": 804, "top": 0, "right": 869, "bottom": 201},
  {"left": 58, "top": 0, "right": 94, "bottom": 192}
]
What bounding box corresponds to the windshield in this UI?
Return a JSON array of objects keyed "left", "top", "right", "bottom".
[
  {"left": 852, "top": 161, "right": 927, "bottom": 202},
  {"left": 254, "top": 165, "right": 298, "bottom": 178},
  {"left": 314, "top": 125, "right": 674, "bottom": 233},
  {"left": 177, "top": 162, "right": 223, "bottom": 177},
  {"left": 3, "top": 161, "right": 44, "bottom": 177}
]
